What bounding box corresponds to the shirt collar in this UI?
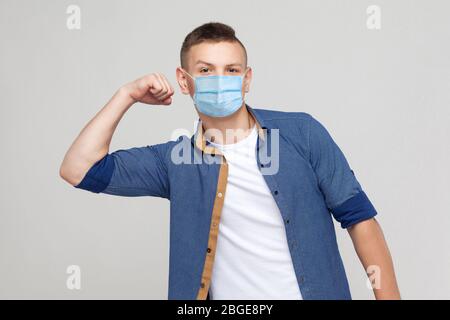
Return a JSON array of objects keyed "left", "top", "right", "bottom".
[{"left": 193, "top": 104, "right": 266, "bottom": 156}]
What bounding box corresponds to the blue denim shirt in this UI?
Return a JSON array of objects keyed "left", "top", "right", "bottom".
[{"left": 74, "top": 104, "right": 377, "bottom": 299}]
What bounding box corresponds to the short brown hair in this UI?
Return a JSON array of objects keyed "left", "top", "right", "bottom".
[{"left": 180, "top": 22, "right": 247, "bottom": 69}]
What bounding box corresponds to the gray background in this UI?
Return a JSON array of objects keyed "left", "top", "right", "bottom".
[{"left": 1, "top": 0, "right": 449, "bottom": 299}]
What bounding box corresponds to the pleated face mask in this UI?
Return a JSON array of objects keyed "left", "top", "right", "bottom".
[{"left": 182, "top": 68, "right": 248, "bottom": 117}]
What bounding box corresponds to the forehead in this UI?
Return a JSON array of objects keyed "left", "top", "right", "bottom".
[{"left": 186, "top": 41, "right": 246, "bottom": 68}]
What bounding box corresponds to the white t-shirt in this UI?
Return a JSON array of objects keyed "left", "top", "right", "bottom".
[{"left": 207, "top": 124, "right": 303, "bottom": 300}]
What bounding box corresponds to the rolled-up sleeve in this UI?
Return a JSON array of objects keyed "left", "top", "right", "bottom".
[
  {"left": 74, "top": 143, "right": 170, "bottom": 199},
  {"left": 308, "top": 115, "right": 377, "bottom": 228}
]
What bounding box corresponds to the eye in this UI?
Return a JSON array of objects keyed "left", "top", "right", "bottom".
[
  {"left": 199, "top": 67, "right": 210, "bottom": 73},
  {"left": 228, "top": 68, "right": 239, "bottom": 73}
]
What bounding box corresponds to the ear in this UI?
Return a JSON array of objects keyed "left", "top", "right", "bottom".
[
  {"left": 243, "top": 67, "right": 253, "bottom": 93},
  {"left": 176, "top": 67, "right": 193, "bottom": 95}
]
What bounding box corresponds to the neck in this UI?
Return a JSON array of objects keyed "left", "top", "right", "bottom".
[{"left": 199, "top": 103, "right": 255, "bottom": 145}]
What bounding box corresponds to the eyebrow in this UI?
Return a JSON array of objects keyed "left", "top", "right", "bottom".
[{"left": 195, "top": 60, "right": 243, "bottom": 67}]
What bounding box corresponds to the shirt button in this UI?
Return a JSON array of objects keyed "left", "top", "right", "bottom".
[
  {"left": 200, "top": 282, "right": 205, "bottom": 288},
  {"left": 298, "top": 276, "right": 305, "bottom": 284},
  {"left": 260, "top": 163, "right": 265, "bottom": 168},
  {"left": 217, "top": 192, "right": 223, "bottom": 198},
  {"left": 274, "top": 190, "right": 279, "bottom": 195},
  {"left": 207, "top": 248, "right": 211, "bottom": 253},
  {"left": 286, "top": 219, "right": 290, "bottom": 224}
]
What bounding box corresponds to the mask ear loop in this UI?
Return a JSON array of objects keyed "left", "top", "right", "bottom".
[
  {"left": 181, "top": 68, "right": 195, "bottom": 80},
  {"left": 242, "top": 67, "right": 250, "bottom": 93},
  {"left": 181, "top": 68, "right": 200, "bottom": 110},
  {"left": 181, "top": 68, "right": 196, "bottom": 96}
]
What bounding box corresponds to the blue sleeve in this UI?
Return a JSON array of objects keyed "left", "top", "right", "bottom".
[
  {"left": 74, "top": 142, "right": 170, "bottom": 199},
  {"left": 308, "top": 115, "right": 377, "bottom": 228}
]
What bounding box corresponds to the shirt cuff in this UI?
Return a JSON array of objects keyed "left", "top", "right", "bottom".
[
  {"left": 331, "top": 190, "right": 378, "bottom": 228},
  {"left": 74, "top": 154, "right": 115, "bottom": 193}
]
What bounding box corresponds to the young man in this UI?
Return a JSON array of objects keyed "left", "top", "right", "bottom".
[{"left": 60, "top": 22, "right": 400, "bottom": 300}]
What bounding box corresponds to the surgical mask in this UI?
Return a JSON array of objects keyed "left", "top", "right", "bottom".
[{"left": 182, "top": 68, "right": 248, "bottom": 118}]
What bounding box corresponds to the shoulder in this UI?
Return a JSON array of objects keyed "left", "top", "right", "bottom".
[
  {"left": 251, "top": 106, "right": 312, "bottom": 122},
  {"left": 149, "top": 134, "right": 194, "bottom": 165},
  {"left": 250, "top": 106, "right": 327, "bottom": 135}
]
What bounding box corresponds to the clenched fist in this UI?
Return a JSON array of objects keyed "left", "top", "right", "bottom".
[{"left": 122, "top": 73, "right": 174, "bottom": 105}]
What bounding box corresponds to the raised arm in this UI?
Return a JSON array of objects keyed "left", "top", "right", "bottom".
[{"left": 59, "top": 73, "right": 174, "bottom": 186}]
